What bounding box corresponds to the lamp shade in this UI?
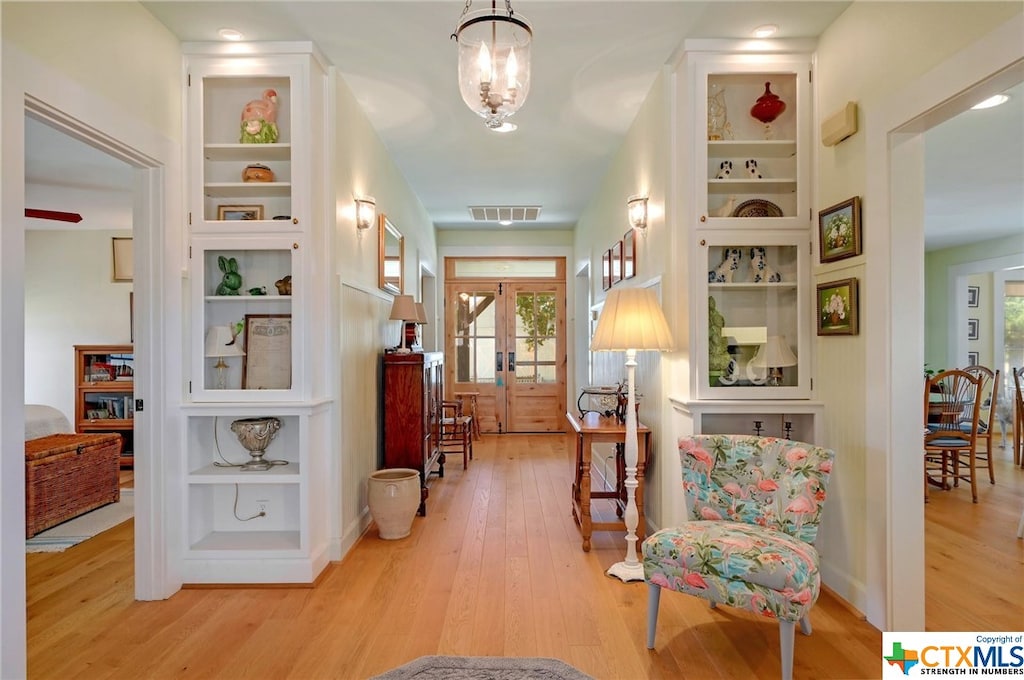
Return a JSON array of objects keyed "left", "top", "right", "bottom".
[
  {"left": 413, "top": 302, "right": 428, "bottom": 324},
  {"left": 750, "top": 335, "right": 797, "bottom": 368},
  {"left": 389, "top": 294, "right": 418, "bottom": 322},
  {"left": 204, "top": 325, "right": 245, "bottom": 358},
  {"left": 591, "top": 288, "right": 674, "bottom": 352}
]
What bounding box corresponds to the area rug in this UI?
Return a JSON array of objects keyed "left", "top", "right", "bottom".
[
  {"left": 26, "top": 489, "right": 133, "bottom": 553},
  {"left": 370, "top": 655, "right": 594, "bottom": 680}
]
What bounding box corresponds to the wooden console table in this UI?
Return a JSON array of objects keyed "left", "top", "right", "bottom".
[{"left": 566, "top": 411, "right": 651, "bottom": 552}]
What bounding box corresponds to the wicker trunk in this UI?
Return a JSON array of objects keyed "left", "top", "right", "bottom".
[{"left": 25, "top": 433, "right": 122, "bottom": 538}]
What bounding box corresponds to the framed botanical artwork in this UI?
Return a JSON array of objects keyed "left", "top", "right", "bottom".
[
  {"left": 816, "top": 277, "right": 859, "bottom": 335},
  {"left": 818, "top": 196, "right": 862, "bottom": 263},
  {"left": 967, "top": 318, "right": 979, "bottom": 341},
  {"left": 611, "top": 240, "right": 623, "bottom": 284},
  {"left": 622, "top": 229, "right": 636, "bottom": 280},
  {"left": 242, "top": 314, "right": 292, "bottom": 389},
  {"left": 967, "top": 285, "right": 979, "bottom": 308},
  {"left": 217, "top": 204, "right": 264, "bottom": 221},
  {"left": 602, "top": 249, "right": 612, "bottom": 291},
  {"left": 967, "top": 351, "right": 979, "bottom": 366},
  {"left": 112, "top": 237, "right": 133, "bottom": 282}
]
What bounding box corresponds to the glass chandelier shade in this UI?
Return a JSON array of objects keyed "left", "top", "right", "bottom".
[{"left": 453, "top": 3, "right": 532, "bottom": 130}]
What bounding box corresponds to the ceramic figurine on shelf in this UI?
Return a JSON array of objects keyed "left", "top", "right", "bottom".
[
  {"left": 749, "top": 246, "right": 782, "bottom": 283},
  {"left": 715, "top": 160, "right": 733, "bottom": 179},
  {"left": 248, "top": 286, "right": 267, "bottom": 296},
  {"left": 708, "top": 247, "right": 742, "bottom": 283},
  {"left": 274, "top": 275, "right": 292, "bottom": 295},
  {"left": 708, "top": 296, "right": 731, "bottom": 383},
  {"left": 215, "top": 256, "right": 242, "bottom": 295},
  {"left": 744, "top": 159, "right": 763, "bottom": 179},
  {"left": 240, "top": 89, "right": 279, "bottom": 144}
]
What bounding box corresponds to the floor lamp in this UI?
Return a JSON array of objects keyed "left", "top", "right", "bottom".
[{"left": 591, "top": 287, "right": 674, "bottom": 582}]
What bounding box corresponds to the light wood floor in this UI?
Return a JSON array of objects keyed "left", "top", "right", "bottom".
[{"left": 26, "top": 434, "right": 1021, "bottom": 679}]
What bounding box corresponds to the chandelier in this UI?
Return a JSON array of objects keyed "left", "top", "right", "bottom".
[{"left": 452, "top": 0, "right": 533, "bottom": 130}]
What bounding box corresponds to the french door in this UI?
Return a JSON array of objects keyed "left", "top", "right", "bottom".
[{"left": 444, "top": 261, "right": 566, "bottom": 433}]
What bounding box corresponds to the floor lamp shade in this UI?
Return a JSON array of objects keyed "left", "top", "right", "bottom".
[
  {"left": 591, "top": 288, "right": 674, "bottom": 352},
  {"left": 590, "top": 287, "right": 673, "bottom": 583}
]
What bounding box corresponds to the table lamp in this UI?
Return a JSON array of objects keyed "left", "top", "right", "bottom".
[
  {"left": 389, "top": 294, "right": 418, "bottom": 354},
  {"left": 750, "top": 335, "right": 797, "bottom": 387},
  {"left": 204, "top": 325, "right": 245, "bottom": 389},
  {"left": 591, "top": 287, "right": 674, "bottom": 582},
  {"left": 405, "top": 301, "right": 427, "bottom": 350}
]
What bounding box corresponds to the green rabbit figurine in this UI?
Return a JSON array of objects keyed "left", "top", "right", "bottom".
[{"left": 215, "top": 256, "right": 242, "bottom": 295}]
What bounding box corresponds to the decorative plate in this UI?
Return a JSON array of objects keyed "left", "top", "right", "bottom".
[{"left": 732, "top": 199, "right": 783, "bottom": 218}]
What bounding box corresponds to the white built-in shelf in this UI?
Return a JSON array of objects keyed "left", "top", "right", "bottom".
[
  {"left": 188, "top": 462, "right": 300, "bottom": 483},
  {"left": 708, "top": 140, "right": 796, "bottom": 157},
  {"left": 189, "top": 530, "right": 302, "bottom": 553},
  {"left": 203, "top": 182, "right": 292, "bottom": 198},
  {"left": 204, "top": 143, "right": 291, "bottom": 161}
]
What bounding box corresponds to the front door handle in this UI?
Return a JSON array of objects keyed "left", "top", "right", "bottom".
[
  {"left": 508, "top": 351, "right": 516, "bottom": 372},
  {"left": 496, "top": 351, "right": 503, "bottom": 372}
]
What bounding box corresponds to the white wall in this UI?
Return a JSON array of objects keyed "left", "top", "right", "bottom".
[
  {"left": 331, "top": 69, "right": 438, "bottom": 558},
  {"left": 815, "top": 2, "right": 1022, "bottom": 626},
  {"left": 573, "top": 68, "right": 677, "bottom": 530},
  {"left": 25, "top": 230, "right": 134, "bottom": 422}
]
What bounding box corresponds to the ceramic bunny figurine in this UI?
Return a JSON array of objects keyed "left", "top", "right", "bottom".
[{"left": 215, "top": 256, "right": 242, "bottom": 295}]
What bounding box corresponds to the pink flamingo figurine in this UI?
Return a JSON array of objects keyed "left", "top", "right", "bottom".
[{"left": 240, "top": 89, "right": 279, "bottom": 144}]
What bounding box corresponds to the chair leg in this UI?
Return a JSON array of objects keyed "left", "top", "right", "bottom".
[
  {"left": 779, "top": 619, "right": 796, "bottom": 680},
  {"left": 646, "top": 583, "right": 661, "bottom": 649},
  {"left": 799, "top": 615, "right": 812, "bottom": 636}
]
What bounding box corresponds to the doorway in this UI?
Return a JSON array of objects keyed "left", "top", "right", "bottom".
[{"left": 444, "top": 258, "right": 566, "bottom": 433}]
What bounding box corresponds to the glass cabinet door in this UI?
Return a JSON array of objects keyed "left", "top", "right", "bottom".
[
  {"left": 697, "top": 232, "right": 810, "bottom": 399},
  {"left": 190, "top": 236, "right": 302, "bottom": 401},
  {"left": 188, "top": 59, "right": 307, "bottom": 231},
  {"left": 694, "top": 55, "right": 811, "bottom": 229}
]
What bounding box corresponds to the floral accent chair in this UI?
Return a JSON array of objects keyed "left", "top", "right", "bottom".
[{"left": 642, "top": 435, "right": 835, "bottom": 680}]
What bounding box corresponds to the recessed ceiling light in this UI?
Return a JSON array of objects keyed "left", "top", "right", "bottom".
[
  {"left": 499, "top": 220, "right": 513, "bottom": 226},
  {"left": 752, "top": 24, "right": 778, "bottom": 38},
  {"left": 218, "top": 28, "right": 244, "bottom": 41},
  {"left": 490, "top": 122, "right": 518, "bottom": 133},
  {"left": 971, "top": 94, "right": 1009, "bottom": 110}
]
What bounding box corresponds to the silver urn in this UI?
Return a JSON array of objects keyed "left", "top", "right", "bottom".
[{"left": 230, "top": 417, "right": 282, "bottom": 471}]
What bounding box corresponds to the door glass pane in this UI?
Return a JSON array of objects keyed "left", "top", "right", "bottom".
[
  {"left": 515, "top": 364, "right": 535, "bottom": 382},
  {"left": 537, "top": 365, "right": 556, "bottom": 383},
  {"left": 455, "top": 292, "right": 496, "bottom": 382},
  {"left": 453, "top": 259, "right": 558, "bottom": 278},
  {"left": 1005, "top": 279, "right": 1024, "bottom": 372}
]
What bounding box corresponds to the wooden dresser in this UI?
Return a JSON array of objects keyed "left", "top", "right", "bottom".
[{"left": 381, "top": 351, "right": 444, "bottom": 515}]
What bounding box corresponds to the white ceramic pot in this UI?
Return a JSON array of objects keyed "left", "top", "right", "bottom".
[{"left": 367, "top": 468, "right": 421, "bottom": 540}]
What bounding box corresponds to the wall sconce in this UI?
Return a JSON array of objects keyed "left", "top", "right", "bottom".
[
  {"left": 627, "top": 195, "right": 648, "bottom": 235},
  {"left": 355, "top": 196, "right": 376, "bottom": 232}
]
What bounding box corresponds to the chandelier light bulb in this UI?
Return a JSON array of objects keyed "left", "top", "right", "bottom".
[
  {"left": 506, "top": 47, "right": 518, "bottom": 90},
  {"left": 478, "top": 43, "right": 491, "bottom": 84}
]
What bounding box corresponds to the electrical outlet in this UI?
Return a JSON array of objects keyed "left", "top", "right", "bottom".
[{"left": 256, "top": 499, "right": 269, "bottom": 516}]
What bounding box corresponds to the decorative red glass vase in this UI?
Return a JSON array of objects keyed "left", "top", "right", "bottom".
[{"left": 750, "top": 81, "right": 786, "bottom": 124}]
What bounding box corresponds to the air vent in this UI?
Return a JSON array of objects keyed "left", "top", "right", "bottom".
[{"left": 468, "top": 205, "right": 542, "bottom": 223}]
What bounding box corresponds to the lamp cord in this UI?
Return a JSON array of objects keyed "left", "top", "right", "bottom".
[{"left": 208, "top": 416, "right": 282, "bottom": 521}]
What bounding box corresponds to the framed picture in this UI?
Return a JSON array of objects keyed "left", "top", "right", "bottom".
[
  {"left": 217, "top": 204, "right": 264, "bottom": 221},
  {"left": 622, "top": 229, "right": 636, "bottom": 280},
  {"left": 242, "top": 314, "right": 292, "bottom": 390},
  {"left": 967, "top": 318, "right": 979, "bottom": 341},
  {"left": 967, "top": 285, "right": 980, "bottom": 308},
  {"left": 816, "top": 277, "right": 859, "bottom": 335},
  {"left": 817, "top": 196, "right": 862, "bottom": 263},
  {"left": 602, "top": 249, "right": 611, "bottom": 291},
  {"left": 112, "top": 237, "right": 133, "bottom": 282},
  {"left": 967, "top": 351, "right": 979, "bottom": 366},
  {"left": 611, "top": 240, "right": 623, "bottom": 284}
]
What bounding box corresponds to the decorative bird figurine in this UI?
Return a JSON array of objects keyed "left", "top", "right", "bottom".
[
  {"left": 712, "top": 195, "right": 737, "bottom": 217},
  {"left": 240, "top": 89, "right": 279, "bottom": 144}
]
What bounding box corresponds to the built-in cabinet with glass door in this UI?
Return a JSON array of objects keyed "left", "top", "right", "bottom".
[
  {"left": 181, "top": 43, "right": 330, "bottom": 584},
  {"left": 678, "top": 48, "right": 823, "bottom": 440}
]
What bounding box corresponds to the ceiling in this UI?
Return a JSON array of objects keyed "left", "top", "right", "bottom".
[{"left": 23, "top": 1, "right": 1023, "bottom": 249}]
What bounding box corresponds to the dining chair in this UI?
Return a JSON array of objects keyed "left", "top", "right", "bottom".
[
  {"left": 924, "top": 369, "right": 983, "bottom": 502},
  {"left": 962, "top": 365, "right": 999, "bottom": 484},
  {"left": 440, "top": 400, "right": 473, "bottom": 469},
  {"left": 1014, "top": 367, "right": 1024, "bottom": 468}
]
